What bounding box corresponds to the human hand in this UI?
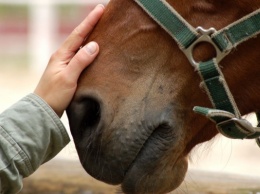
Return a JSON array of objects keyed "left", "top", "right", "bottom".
[{"left": 34, "top": 4, "right": 105, "bottom": 117}]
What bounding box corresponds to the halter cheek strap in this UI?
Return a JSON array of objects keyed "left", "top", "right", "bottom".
[{"left": 134, "top": 0, "right": 260, "bottom": 144}]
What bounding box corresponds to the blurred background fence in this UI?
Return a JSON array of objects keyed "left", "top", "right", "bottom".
[{"left": 0, "top": 0, "right": 108, "bottom": 73}]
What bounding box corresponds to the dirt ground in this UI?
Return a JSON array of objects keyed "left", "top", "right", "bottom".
[{"left": 21, "top": 159, "right": 260, "bottom": 194}]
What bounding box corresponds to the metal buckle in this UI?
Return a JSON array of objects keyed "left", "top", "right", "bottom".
[
  {"left": 217, "top": 118, "right": 256, "bottom": 136},
  {"left": 183, "top": 27, "right": 231, "bottom": 68}
]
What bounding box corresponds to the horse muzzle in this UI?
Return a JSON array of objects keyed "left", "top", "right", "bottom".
[{"left": 67, "top": 92, "right": 187, "bottom": 193}]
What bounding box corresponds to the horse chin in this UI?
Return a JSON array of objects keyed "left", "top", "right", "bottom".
[
  {"left": 77, "top": 139, "right": 187, "bottom": 194},
  {"left": 120, "top": 126, "right": 188, "bottom": 194},
  {"left": 122, "top": 154, "right": 188, "bottom": 194},
  {"left": 74, "top": 123, "right": 187, "bottom": 194}
]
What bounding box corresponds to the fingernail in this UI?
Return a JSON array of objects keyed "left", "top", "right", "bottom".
[
  {"left": 97, "top": 4, "right": 105, "bottom": 9},
  {"left": 84, "top": 42, "right": 97, "bottom": 55}
]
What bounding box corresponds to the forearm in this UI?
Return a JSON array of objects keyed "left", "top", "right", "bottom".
[{"left": 0, "top": 93, "right": 70, "bottom": 194}]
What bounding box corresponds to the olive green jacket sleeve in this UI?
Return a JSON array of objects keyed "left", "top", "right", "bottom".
[{"left": 0, "top": 93, "right": 70, "bottom": 194}]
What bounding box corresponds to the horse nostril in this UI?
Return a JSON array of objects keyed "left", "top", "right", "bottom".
[
  {"left": 67, "top": 96, "right": 103, "bottom": 141},
  {"left": 82, "top": 97, "right": 101, "bottom": 129}
]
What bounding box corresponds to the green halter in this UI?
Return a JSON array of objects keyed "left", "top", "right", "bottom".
[{"left": 134, "top": 0, "right": 260, "bottom": 144}]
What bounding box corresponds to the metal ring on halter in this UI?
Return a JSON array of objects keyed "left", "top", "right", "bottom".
[{"left": 183, "top": 27, "right": 231, "bottom": 68}]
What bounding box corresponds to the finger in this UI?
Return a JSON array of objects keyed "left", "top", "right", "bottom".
[
  {"left": 64, "top": 41, "right": 99, "bottom": 81},
  {"left": 59, "top": 4, "right": 104, "bottom": 56}
]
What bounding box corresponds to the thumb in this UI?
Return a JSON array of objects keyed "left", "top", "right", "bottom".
[{"left": 66, "top": 41, "right": 99, "bottom": 81}]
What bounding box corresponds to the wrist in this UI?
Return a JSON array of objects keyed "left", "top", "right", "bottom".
[{"left": 32, "top": 92, "right": 63, "bottom": 118}]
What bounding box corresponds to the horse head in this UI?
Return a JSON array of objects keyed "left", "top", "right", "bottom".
[{"left": 67, "top": 0, "right": 260, "bottom": 193}]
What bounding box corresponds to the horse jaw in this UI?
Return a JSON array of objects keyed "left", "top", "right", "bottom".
[{"left": 123, "top": 155, "right": 188, "bottom": 194}]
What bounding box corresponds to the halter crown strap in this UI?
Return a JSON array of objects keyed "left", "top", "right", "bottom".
[
  {"left": 134, "top": 0, "right": 260, "bottom": 144},
  {"left": 213, "top": 11, "right": 260, "bottom": 52},
  {"left": 134, "top": 0, "right": 198, "bottom": 49}
]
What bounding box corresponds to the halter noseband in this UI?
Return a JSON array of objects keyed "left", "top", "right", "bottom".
[{"left": 134, "top": 0, "right": 260, "bottom": 145}]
